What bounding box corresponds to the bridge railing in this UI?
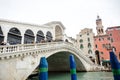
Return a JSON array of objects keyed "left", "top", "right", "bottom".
[
  {"left": 0, "top": 41, "right": 94, "bottom": 65},
  {"left": 0, "top": 44, "right": 36, "bottom": 53},
  {"left": 0, "top": 42, "right": 73, "bottom": 54}
]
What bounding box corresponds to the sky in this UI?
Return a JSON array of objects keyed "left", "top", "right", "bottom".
[{"left": 0, "top": 0, "right": 120, "bottom": 38}]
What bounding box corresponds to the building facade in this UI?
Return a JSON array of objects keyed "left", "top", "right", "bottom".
[
  {"left": 106, "top": 26, "right": 120, "bottom": 60},
  {"left": 94, "top": 16, "right": 120, "bottom": 70},
  {"left": 76, "top": 28, "right": 96, "bottom": 63},
  {"left": 94, "top": 16, "right": 110, "bottom": 67}
]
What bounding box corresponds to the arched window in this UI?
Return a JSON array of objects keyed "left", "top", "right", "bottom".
[
  {"left": 0, "top": 26, "right": 4, "bottom": 43},
  {"left": 24, "top": 29, "right": 34, "bottom": 44},
  {"left": 46, "top": 31, "right": 52, "bottom": 42},
  {"left": 7, "top": 27, "right": 21, "bottom": 45},
  {"left": 101, "top": 29, "right": 103, "bottom": 33},
  {"left": 36, "top": 30, "right": 44, "bottom": 43},
  {"left": 79, "top": 39, "right": 83, "bottom": 43},
  {"left": 55, "top": 25, "right": 62, "bottom": 40},
  {"left": 65, "top": 39, "right": 68, "bottom": 42},
  {"left": 95, "top": 44, "right": 98, "bottom": 48},
  {"left": 88, "top": 49, "right": 92, "bottom": 54},
  {"left": 88, "top": 43, "right": 91, "bottom": 48},
  {"left": 80, "top": 44, "right": 84, "bottom": 49},
  {"left": 88, "top": 38, "right": 90, "bottom": 42},
  {"left": 98, "top": 29, "right": 100, "bottom": 33}
]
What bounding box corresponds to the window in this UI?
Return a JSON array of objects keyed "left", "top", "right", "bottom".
[
  {"left": 99, "top": 38, "right": 101, "bottom": 41},
  {"left": 88, "top": 43, "right": 91, "bottom": 48},
  {"left": 111, "top": 38, "right": 113, "bottom": 43},
  {"left": 88, "top": 49, "right": 92, "bottom": 54},
  {"left": 88, "top": 38, "right": 90, "bottom": 42},
  {"left": 95, "top": 44, "right": 97, "bottom": 48},
  {"left": 107, "top": 37, "right": 110, "bottom": 40},
  {"left": 80, "top": 35, "right": 82, "bottom": 37},
  {"left": 80, "top": 44, "right": 84, "bottom": 49},
  {"left": 79, "top": 39, "right": 83, "bottom": 43},
  {"left": 101, "top": 52, "right": 104, "bottom": 54},
  {"left": 87, "top": 33, "right": 89, "bottom": 35},
  {"left": 110, "top": 34, "right": 112, "bottom": 36}
]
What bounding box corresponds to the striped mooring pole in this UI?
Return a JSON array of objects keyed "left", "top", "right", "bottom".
[
  {"left": 39, "top": 57, "right": 48, "bottom": 80},
  {"left": 110, "top": 51, "right": 120, "bottom": 80},
  {"left": 69, "top": 54, "right": 77, "bottom": 80}
]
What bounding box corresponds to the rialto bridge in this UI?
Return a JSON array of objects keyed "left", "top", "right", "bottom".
[{"left": 0, "top": 19, "right": 101, "bottom": 80}]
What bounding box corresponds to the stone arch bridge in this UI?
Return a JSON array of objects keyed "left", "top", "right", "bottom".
[{"left": 0, "top": 42, "right": 99, "bottom": 80}]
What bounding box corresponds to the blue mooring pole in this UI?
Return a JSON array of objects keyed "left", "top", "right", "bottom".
[
  {"left": 69, "top": 54, "right": 77, "bottom": 80},
  {"left": 39, "top": 57, "right": 48, "bottom": 80},
  {"left": 110, "top": 51, "right": 120, "bottom": 80}
]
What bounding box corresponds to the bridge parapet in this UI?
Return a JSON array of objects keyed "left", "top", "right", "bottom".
[{"left": 0, "top": 42, "right": 93, "bottom": 65}]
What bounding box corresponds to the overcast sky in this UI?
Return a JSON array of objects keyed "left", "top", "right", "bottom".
[{"left": 0, "top": 0, "right": 120, "bottom": 38}]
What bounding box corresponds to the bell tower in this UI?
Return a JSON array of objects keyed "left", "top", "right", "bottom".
[{"left": 96, "top": 15, "right": 104, "bottom": 35}]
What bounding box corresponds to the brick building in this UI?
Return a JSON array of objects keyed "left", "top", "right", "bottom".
[
  {"left": 94, "top": 16, "right": 120, "bottom": 69},
  {"left": 106, "top": 26, "right": 120, "bottom": 60},
  {"left": 94, "top": 16, "right": 110, "bottom": 66}
]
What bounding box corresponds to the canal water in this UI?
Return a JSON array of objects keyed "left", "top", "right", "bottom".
[{"left": 29, "top": 72, "right": 114, "bottom": 80}]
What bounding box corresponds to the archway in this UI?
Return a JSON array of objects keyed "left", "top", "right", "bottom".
[
  {"left": 28, "top": 51, "right": 86, "bottom": 79},
  {"left": 36, "top": 30, "right": 45, "bottom": 43},
  {"left": 95, "top": 50, "right": 101, "bottom": 65},
  {"left": 65, "top": 39, "right": 68, "bottom": 42},
  {"left": 47, "top": 52, "right": 86, "bottom": 71},
  {"left": 0, "top": 26, "right": 4, "bottom": 43},
  {"left": 7, "top": 27, "right": 21, "bottom": 45},
  {"left": 24, "top": 29, "right": 35, "bottom": 44},
  {"left": 55, "top": 25, "right": 63, "bottom": 40},
  {"left": 46, "top": 31, "right": 52, "bottom": 42}
]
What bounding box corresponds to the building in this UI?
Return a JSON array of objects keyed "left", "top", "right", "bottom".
[
  {"left": 76, "top": 28, "right": 96, "bottom": 63},
  {"left": 106, "top": 26, "right": 120, "bottom": 60},
  {"left": 94, "top": 15, "right": 110, "bottom": 67},
  {"left": 94, "top": 16, "right": 120, "bottom": 68}
]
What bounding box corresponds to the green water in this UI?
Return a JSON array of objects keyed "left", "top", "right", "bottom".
[
  {"left": 49, "top": 72, "right": 113, "bottom": 80},
  {"left": 29, "top": 72, "right": 114, "bottom": 80}
]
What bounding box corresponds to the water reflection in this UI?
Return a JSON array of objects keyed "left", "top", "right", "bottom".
[
  {"left": 28, "top": 72, "right": 114, "bottom": 80},
  {"left": 49, "top": 72, "right": 114, "bottom": 80}
]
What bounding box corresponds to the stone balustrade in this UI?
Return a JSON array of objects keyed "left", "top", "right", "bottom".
[{"left": 0, "top": 42, "right": 93, "bottom": 65}]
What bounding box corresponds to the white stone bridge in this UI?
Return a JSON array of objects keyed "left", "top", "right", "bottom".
[
  {"left": 0, "top": 41, "right": 99, "bottom": 80},
  {"left": 0, "top": 19, "right": 101, "bottom": 80}
]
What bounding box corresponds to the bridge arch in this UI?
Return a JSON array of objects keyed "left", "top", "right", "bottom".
[
  {"left": 24, "top": 29, "right": 35, "bottom": 44},
  {"left": 43, "top": 43, "right": 94, "bottom": 71},
  {"left": 0, "top": 26, "right": 4, "bottom": 43},
  {"left": 7, "top": 27, "right": 21, "bottom": 45},
  {"left": 55, "top": 25, "right": 63, "bottom": 40},
  {"left": 46, "top": 31, "right": 52, "bottom": 42},
  {"left": 47, "top": 51, "right": 86, "bottom": 71},
  {"left": 36, "top": 30, "right": 45, "bottom": 43}
]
